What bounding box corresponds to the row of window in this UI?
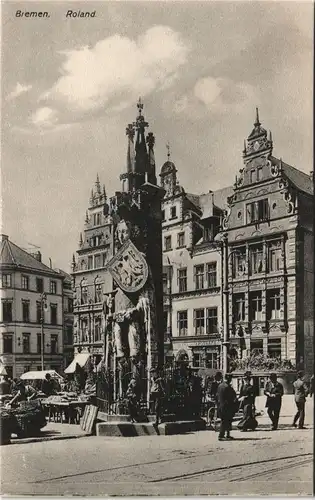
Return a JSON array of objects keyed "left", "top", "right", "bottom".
[
  {"left": 80, "top": 283, "right": 103, "bottom": 305},
  {"left": 2, "top": 300, "right": 58, "bottom": 325},
  {"left": 87, "top": 253, "right": 107, "bottom": 270},
  {"left": 192, "top": 352, "right": 218, "bottom": 369},
  {"left": 1, "top": 275, "right": 58, "bottom": 294},
  {"left": 249, "top": 338, "right": 282, "bottom": 359},
  {"left": 177, "top": 307, "right": 218, "bottom": 336},
  {"left": 233, "top": 241, "right": 282, "bottom": 277},
  {"left": 246, "top": 198, "right": 269, "bottom": 224},
  {"left": 162, "top": 206, "right": 177, "bottom": 221},
  {"left": 2, "top": 333, "right": 59, "bottom": 354},
  {"left": 163, "top": 263, "right": 217, "bottom": 294},
  {"left": 77, "top": 317, "right": 102, "bottom": 343},
  {"left": 164, "top": 231, "right": 185, "bottom": 251},
  {"left": 233, "top": 289, "right": 281, "bottom": 322}
]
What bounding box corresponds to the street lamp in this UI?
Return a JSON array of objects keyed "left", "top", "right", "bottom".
[{"left": 39, "top": 293, "right": 47, "bottom": 370}]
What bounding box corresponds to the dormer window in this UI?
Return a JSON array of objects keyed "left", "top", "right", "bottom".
[{"left": 246, "top": 199, "right": 269, "bottom": 223}]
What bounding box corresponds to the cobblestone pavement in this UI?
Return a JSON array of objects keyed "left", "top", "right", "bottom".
[{"left": 1, "top": 404, "right": 313, "bottom": 497}]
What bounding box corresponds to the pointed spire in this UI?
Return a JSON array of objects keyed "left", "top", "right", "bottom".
[
  {"left": 71, "top": 254, "right": 76, "bottom": 271},
  {"left": 103, "top": 184, "right": 106, "bottom": 200},
  {"left": 269, "top": 130, "right": 273, "bottom": 142},
  {"left": 79, "top": 233, "right": 83, "bottom": 246},
  {"left": 95, "top": 173, "right": 101, "bottom": 194},
  {"left": 243, "top": 139, "right": 247, "bottom": 153},
  {"left": 166, "top": 141, "right": 171, "bottom": 160},
  {"left": 254, "top": 107, "right": 260, "bottom": 127},
  {"left": 279, "top": 158, "right": 283, "bottom": 171},
  {"left": 85, "top": 211, "right": 89, "bottom": 223}
]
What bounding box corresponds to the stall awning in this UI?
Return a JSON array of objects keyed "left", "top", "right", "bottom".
[{"left": 64, "top": 353, "right": 90, "bottom": 374}]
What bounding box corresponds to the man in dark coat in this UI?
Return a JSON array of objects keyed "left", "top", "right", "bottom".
[
  {"left": 41, "top": 373, "right": 56, "bottom": 397},
  {"left": 264, "top": 372, "right": 284, "bottom": 430},
  {"left": 217, "top": 373, "right": 238, "bottom": 441},
  {"left": 292, "top": 371, "right": 309, "bottom": 429}
]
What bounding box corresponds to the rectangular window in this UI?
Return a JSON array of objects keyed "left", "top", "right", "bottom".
[
  {"left": 164, "top": 235, "right": 172, "bottom": 251},
  {"left": 192, "top": 353, "right": 201, "bottom": 368},
  {"left": 171, "top": 206, "right": 177, "bottom": 218},
  {"left": 194, "top": 308, "right": 205, "bottom": 335},
  {"left": 268, "top": 338, "right": 281, "bottom": 359},
  {"left": 257, "top": 167, "right": 263, "bottom": 181},
  {"left": 233, "top": 294, "right": 245, "bottom": 322},
  {"left": 88, "top": 256, "right": 93, "bottom": 269},
  {"left": 204, "top": 227, "right": 213, "bottom": 242},
  {"left": 93, "top": 213, "right": 101, "bottom": 226},
  {"left": 3, "top": 334, "right": 13, "bottom": 354},
  {"left": 50, "top": 304, "right": 57, "bottom": 325},
  {"left": 177, "top": 232, "right": 185, "bottom": 248},
  {"left": 250, "top": 245, "right": 263, "bottom": 274},
  {"left": 51, "top": 335, "right": 58, "bottom": 354},
  {"left": 1, "top": 274, "right": 12, "bottom": 288},
  {"left": 37, "top": 334, "right": 42, "bottom": 354},
  {"left": 94, "top": 318, "right": 102, "bottom": 342},
  {"left": 95, "top": 283, "right": 103, "bottom": 303},
  {"left": 233, "top": 249, "right": 246, "bottom": 277},
  {"left": 194, "top": 265, "right": 204, "bottom": 290},
  {"left": 2, "top": 301, "right": 12, "bottom": 322},
  {"left": 22, "top": 301, "right": 30, "bottom": 322},
  {"left": 249, "top": 292, "right": 263, "bottom": 321},
  {"left": 94, "top": 254, "right": 101, "bottom": 268},
  {"left": 92, "top": 235, "right": 100, "bottom": 247},
  {"left": 267, "top": 289, "right": 281, "bottom": 320},
  {"left": 250, "top": 339, "right": 263, "bottom": 355},
  {"left": 102, "top": 253, "right": 107, "bottom": 267},
  {"left": 205, "top": 352, "right": 218, "bottom": 369},
  {"left": 162, "top": 273, "right": 168, "bottom": 295},
  {"left": 250, "top": 169, "right": 256, "bottom": 183},
  {"left": 162, "top": 209, "right": 165, "bottom": 221},
  {"left": 206, "top": 263, "right": 217, "bottom": 288},
  {"left": 81, "top": 286, "right": 88, "bottom": 304},
  {"left": 36, "top": 278, "right": 43, "bottom": 292},
  {"left": 68, "top": 298, "right": 73, "bottom": 313},
  {"left": 206, "top": 307, "right": 218, "bottom": 334},
  {"left": 178, "top": 268, "right": 187, "bottom": 293},
  {"left": 21, "top": 275, "right": 29, "bottom": 290},
  {"left": 268, "top": 243, "right": 282, "bottom": 272},
  {"left": 246, "top": 199, "right": 269, "bottom": 223},
  {"left": 177, "top": 311, "right": 188, "bottom": 336},
  {"left": 22, "top": 333, "right": 30, "bottom": 354},
  {"left": 50, "top": 281, "right": 57, "bottom": 294},
  {"left": 65, "top": 325, "right": 73, "bottom": 345},
  {"left": 36, "top": 302, "right": 42, "bottom": 323}
]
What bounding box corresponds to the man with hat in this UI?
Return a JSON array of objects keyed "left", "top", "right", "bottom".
[
  {"left": 292, "top": 371, "right": 309, "bottom": 429},
  {"left": 237, "top": 371, "right": 258, "bottom": 432},
  {"left": 264, "top": 372, "right": 284, "bottom": 430},
  {"left": 217, "top": 373, "right": 238, "bottom": 441}
]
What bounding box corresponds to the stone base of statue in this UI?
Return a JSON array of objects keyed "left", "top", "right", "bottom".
[{"left": 95, "top": 418, "right": 206, "bottom": 437}]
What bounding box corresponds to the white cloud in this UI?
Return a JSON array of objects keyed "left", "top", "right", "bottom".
[
  {"left": 7, "top": 82, "right": 32, "bottom": 101},
  {"left": 31, "top": 107, "right": 58, "bottom": 128},
  {"left": 194, "top": 77, "right": 222, "bottom": 107},
  {"left": 40, "top": 25, "right": 189, "bottom": 114}
]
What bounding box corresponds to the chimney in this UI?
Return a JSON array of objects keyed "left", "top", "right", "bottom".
[{"left": 30, "top": 251, "right": 42, "bottom": 262}]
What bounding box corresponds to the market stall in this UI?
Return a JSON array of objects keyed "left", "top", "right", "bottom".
[{"left": 42, "top": 393, "right": 91, "bottom": 424}]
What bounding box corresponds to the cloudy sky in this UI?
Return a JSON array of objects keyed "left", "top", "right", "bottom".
[{"left": 2, "top": 0, "right": 313, "bottom": 272}]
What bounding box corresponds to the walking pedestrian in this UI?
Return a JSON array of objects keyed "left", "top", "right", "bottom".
[
  {"left": 292, "top": 371, "right": 309, "bottom": 429},
  {"left": 217, "top": 373, "right": 238, "bottom": 441},
  {"left": 237, "top": 371, "right": 258, "bottom": 432},
  {"left": 309, "top": 374, "right": 314, "bottom": 397},
  {"left": 264, "top": 373, "right": 284, "bottom": 430}
]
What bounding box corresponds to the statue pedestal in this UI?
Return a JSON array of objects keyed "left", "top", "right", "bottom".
[{"left": 96, "top": 418, "right": 206, "bottom": 437}]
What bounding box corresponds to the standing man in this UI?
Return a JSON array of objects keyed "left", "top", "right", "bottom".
[
  {"left": 150, "top": 369, "right": 165, "bottom": 427},
  {"left": 217, "top": 373, "right": 238, "bottom": 441},
  {"left": 309, "top": 375, "right": 314, "bottom": 397},
  {"left": 264, "top": 373, "right": 284, "bottom": 430},
  {"left": 292, "top": 371, "right": 309, "bottom": 429}
]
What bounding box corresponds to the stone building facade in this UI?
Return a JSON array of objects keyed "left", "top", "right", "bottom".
[
  {"left": 71, "top": 176, "right": 114, "bottom": 367},
  {"left": 218, "top": 110, "right": 314, "bottom": 376},
  {"left": 161, "top": 110, "right": 313, "bottom": 378},
  {"left": 0, "top": 235, "right": 65, "bottom": 377},
  {"left": 160, "top": 157, "right": 232, "bottom": 375}
]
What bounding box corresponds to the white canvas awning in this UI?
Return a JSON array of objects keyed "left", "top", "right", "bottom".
[
  {"left": 64, "top": 353, "right": 90, "bottom": 374},
  {"left": 20, "top": 370, "right": 64, "bottom": 381}
]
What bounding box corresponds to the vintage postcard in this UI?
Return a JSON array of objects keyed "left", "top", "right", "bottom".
[{"left": 0, "top": 0, "right": 313, "bottom": 497}]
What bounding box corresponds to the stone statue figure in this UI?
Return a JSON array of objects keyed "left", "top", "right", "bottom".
[{"left": 106, "top": 219, "right": 151, "bottom": 375}]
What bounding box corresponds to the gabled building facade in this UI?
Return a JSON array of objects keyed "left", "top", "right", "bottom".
[
  {"left": 0, "top": 235, "right": 65, "bottom": 377},
  {"left": 71, "top": 176, "right": 114, "bottom": 366},
  {"left": 160, "top": 158, "right": 231, "bottom": 375},
  {"left": 219, "top": 110, "right": 314, "bottom": 376}
]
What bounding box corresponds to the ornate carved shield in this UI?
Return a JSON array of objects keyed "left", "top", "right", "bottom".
[{"left": 107, "top": 240, "right": 148, "bottom": 293}]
